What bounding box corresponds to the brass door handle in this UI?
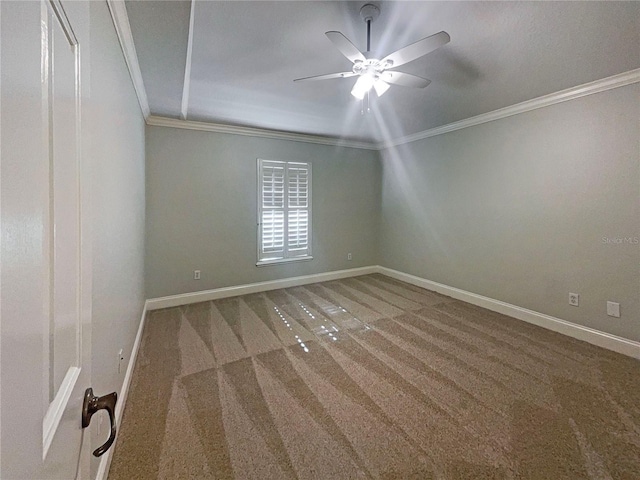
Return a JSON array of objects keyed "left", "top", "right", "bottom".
[{"left": 81, "top": 388, "right": 118, "bottom": 457}]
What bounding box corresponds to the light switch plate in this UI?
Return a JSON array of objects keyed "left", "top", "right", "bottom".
[{"left": 607, "top": 301, "right": 620, "bottom": 318}]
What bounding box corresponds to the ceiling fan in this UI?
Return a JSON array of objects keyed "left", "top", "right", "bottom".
[{"left": 294, "top": 4, "right": 450, "bottom": 101}]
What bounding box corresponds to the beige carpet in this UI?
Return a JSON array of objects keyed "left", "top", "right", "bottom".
[{"left": 108, "top": 274, "right": 640, "bottom": 479}]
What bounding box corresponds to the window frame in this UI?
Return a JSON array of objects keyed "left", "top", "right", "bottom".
[{"left": 256, "top": 158, "right": 313, "bottom": 266}]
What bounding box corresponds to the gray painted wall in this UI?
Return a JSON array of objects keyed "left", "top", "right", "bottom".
[
  {"left": 145, "top": 126, "right": 380, "bottom": 298},
  {"left": 379, "top": 84, "right": 640, "bottom": 342},
  {"left": 88, "top": 2, "right": 146, "bottom": 475}
]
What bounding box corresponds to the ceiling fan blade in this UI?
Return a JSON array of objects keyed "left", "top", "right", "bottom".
[
  {"left": 294, "top": 71, "right": 357, "bottom": 82},
  {"left": 325, "top": 31, "right": 366, "bottom": 63},
  {"left": 381, "top": 31, "right": 450, "bottom": 68},
  {"left": 373, "top": 79, "right": 390, "bottom": 97},
  {"left": 381, "top": 71, "right": 431, "bottom": 88}
]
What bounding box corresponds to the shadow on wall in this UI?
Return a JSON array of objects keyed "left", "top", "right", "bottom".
[{"left": 378, "top": 137, "right": 466, "bottom": 279}]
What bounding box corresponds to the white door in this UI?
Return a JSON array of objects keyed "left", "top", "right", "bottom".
[{"left": 1, "top": 1, "right": 98, "bottom": 478}]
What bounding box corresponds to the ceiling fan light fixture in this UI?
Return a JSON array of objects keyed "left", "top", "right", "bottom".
[
  {"left": 294, "top": 4, "right": 449, "bottom": 102},
  {"left": 373, "top": 79, "right": 390, "bottom": 97},
  {"left": 351, "top": 73, "right": 376, "bottom": 99}
]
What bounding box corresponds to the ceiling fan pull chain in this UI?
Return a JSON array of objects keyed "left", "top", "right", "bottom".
[{"left": 360, "top": 90, "right": 372, "bottom": 115}]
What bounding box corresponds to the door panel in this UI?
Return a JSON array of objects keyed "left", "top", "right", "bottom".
[
  {"left": 1, "top": 1, "right": 92, "bottom": 478},
  {"left": 49, "top": 4, "right": 81, "bottom": 403}
]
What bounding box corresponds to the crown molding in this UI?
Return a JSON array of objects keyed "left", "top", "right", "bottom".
[
  {"left": 143, "top": 68, "right": 639, "bottom": 151},
  {"left": 146, "top": 116, "right": 380, "bottom": 150},
  {"left": 106, "top": 0, "right": 150, "bottom": 119},
  {"left": 379, "top": 68, "right": 640, "bottom": 149}
]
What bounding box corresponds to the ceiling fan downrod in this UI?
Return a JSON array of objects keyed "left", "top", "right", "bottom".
[
  {"left": 360, "top": 3, "right": 380, "bottom": 54},
  {"left": 359, "top": 4, "right": 379, "bottom": 113}
]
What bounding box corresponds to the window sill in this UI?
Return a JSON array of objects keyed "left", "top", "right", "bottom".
[{"left": 256, "top": 256, "right": 313, "bottom": 267}]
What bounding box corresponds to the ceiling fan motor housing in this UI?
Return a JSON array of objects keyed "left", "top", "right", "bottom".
[
  {"left": 360, "top": 4, "right": 380, "bottom": 23},
  {"left": 352, "top": 58, "right": 392, "bottom": 78}
]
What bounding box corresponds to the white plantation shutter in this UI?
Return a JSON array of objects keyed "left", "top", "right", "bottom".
[
  {"left": 258, "top": 159, "right": 312, "bottom": 263},
  {"left": 260, "top": 163, "right": 285, "bottom": 257},
  {"left": 287, "top": 164, "right": 309, "bottom": 252}
]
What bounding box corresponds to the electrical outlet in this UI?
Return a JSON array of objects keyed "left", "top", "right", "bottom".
[
  {"left": 194, "top": 270, "right": 201, "bottom": 280},
  {"left": 569, "top": 293, "right": 579, "bottom": 306},
  {"left": 607, "top": 301, "right": 620, "bottom": 318},
  {"left": 347, "top": 253, "right": 352, "bottom": 261},
  {"left": 117, "top": 348, "right": 124, "bottom": 374}
]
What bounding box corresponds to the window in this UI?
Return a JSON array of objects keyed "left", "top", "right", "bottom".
[{"left": 257, "top": 159, "right": 312, "bottom": 265}]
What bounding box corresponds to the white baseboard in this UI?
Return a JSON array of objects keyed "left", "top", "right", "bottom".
[
  {"left": 145, "top": 266, "right": 378, "bottom": 310},
  {"left": 96, "top": 300, "right": 149, "bottom": 480},
  {"left": 146, "top": 264, "right": 639, "bottom": 358},
  {"left": 91, "top": 266, "right": 638, "bottom": 480},
  {"left": 95, "top": 265, "right": 638, "bottom": 480},
  {"left": 378, "top": 266, "right": 640, "bottom": 359}
]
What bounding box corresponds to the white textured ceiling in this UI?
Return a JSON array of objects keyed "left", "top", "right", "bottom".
[{"left": 125, "top": 1, "right": 640, "bottom": 143}]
